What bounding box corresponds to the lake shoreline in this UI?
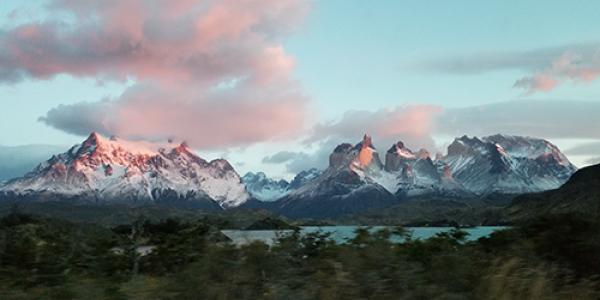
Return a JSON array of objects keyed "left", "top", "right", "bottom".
[{"left": 222, "top": 226, "right": 509, "bottom": 245}]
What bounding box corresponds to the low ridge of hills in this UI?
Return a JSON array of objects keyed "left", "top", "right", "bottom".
[{"left": 509, "top": 163, "right": 600, "bottom": 221}]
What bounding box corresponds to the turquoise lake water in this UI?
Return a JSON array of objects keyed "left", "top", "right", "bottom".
[{"left": 222, "top": 226, "right": 508, "bottom": 245}]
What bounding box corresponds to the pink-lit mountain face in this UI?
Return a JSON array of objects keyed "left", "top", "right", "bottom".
[{"left": 0, "top": 133, "right": 249, "bottom": 209}]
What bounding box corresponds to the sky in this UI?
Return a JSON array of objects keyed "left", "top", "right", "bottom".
[{"left": 1, "top": 0, "right": 600, "bottom": 179}]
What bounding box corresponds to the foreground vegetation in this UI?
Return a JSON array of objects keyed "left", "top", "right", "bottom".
[{"left": 0, "top": 210, "right": 599, "bottom": 299}]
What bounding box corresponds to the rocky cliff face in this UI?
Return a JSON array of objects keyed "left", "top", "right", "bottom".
[
  {"left": 241, "top": 172, "right": 291, "bottom": 201},
  {"left": 274, "top": 135, "right": 399, "bottom": 218},
  {"left": 440, "top": 135, "right": 576, "bottom": 195},
  {"left": 272, "top": 134, "right": 576, "bottom": 218}
]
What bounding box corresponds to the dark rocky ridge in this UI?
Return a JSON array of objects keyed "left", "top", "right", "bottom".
[{"left": 509, "top": 163, "right": 600, "bottom": 221}]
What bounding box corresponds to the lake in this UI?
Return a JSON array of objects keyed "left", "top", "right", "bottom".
[{"left": 221, "top": 226, "right": 508, "bottom": 245}]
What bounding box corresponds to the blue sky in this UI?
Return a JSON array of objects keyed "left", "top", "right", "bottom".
[
  {"left": 1, "top": 1, "right": 600, "bottom": 178},
  {"left": 285, "top": 0, "right": 600, "bottom": 113}
]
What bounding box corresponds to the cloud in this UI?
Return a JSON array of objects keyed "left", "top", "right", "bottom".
[
  {"left": 301, "top": 99, "right": 600, "bottom": 157},
  {"left": 584, "top": 157, "right": 600, "bottom": 165},
  {"left": 39, "top": 101, "right": 115, "bottom": 137},
  {"left": 2, "top": 0, "right": 311, "bottom": 149},
  {"left": 565, "top": 141, "right": 600, "bottom": 156},
  {"left": 263, "top": 151, "right": 317, "bottom": 174},
  {"left": 40, "top": 82, "right": 308, "bottom": 149},
  {"left": 0, "top": 0, "right": 308, "bottom": 85},
  {"left": 436, "top": 100, "right": 600, "bottom": 139},
  {"left": 513, "top": 74, "right": 558, "bottom": 93},
  {"left": 262, "top": 151, "right": 298, "bottom": 164},
  {"left": 306, "top": 105, "right": 443, "bottom": 151},
  {"left": 256, "top": 100, "right": 600, "bottom": 172},
  {"left": 514, "top": 52, "right": 600, "bottom": 94},
  {"left": 262, "top": 138, "right": 341, "bottom": 174},
  {"left": 417, "top": 42, "right": 600, "bottom": 93},
  {"left": 565, "top": 141, "right": 600, "bottom": 167},
  {"left": 264, "top": 105, "right": 444, "bottom": 173}
]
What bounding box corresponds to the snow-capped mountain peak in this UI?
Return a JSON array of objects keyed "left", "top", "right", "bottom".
[
  {"left": 242, "top": 172, "right": 290, "bottom": 201},
  {"left": 242, "top": 168, "right": 323, "bottom": 202},
  {"left": 440, "top": 134, "right": 577, "bottom": 195},
  {"left": 79, "top": 132, "right": 164, "bottom": 157},
  {"left": 388, "top": 141, "right": 416, "bottom": 160},
  {"left": 1, "top": 133, "right": 249, "bottom": 209}
]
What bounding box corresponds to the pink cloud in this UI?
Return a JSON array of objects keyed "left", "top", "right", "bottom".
[
  {"left": 41, "top": 81, "right": 309, "bottom": 150},
  {"left": 3, "top": 0, "right": 311, "bottom": 149},
  {"left": 513, "top": 74, "right": 558, "bottom": 93},
  {"left": 1, "top": 1, "right": 308, "bottom": 86},
  {"left": 514, "top": 51, "right": 600, "bottom": 93},
  {"left": 113, "top": 84, "right": 308, "bottom": 149},
  {"left": 307, "top": 105, "right": 443, "bottom": 151}
]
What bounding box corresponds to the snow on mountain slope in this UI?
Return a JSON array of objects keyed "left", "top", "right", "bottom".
[
  {"left": 289, "top": 168, "right": 321, "bottom": 189},
  {"left": 276, "top": 133, "right": 575, "bottom": 218},
  {"left": 242, "top": 172, "right": 290, "bottom": 201},
  {"left": 242, "top": 168, "right": 323, "bottom": 201},
  {"left": 0, "top": 132, "right": 577, "bottom": 216},
  {"left": 0, "top": 132, "right": 249, "bottom": 208},
  {"left": 440, "top": 135, "right": 576, "bottom": 195},
  {"left": 384, "top": 141, "right": 473, "bottom": 197},
  {"left": 348, "top": 135, "right": 399, "bottom": 193},
  {"left": 274, "top": 135, "right": 400, "bottom": 218}
]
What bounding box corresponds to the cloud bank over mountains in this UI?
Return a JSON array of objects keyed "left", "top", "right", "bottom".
[
  {"left": 304, "top": 100, "right": 600, "bottom": 149},
  {"left": 306, "top": 105, "right": 442, "bottom": 151},
  {"left": 436, "top": 100, "right": 600, "bottom": 139},
  {"left": 261, "top": 100, "right": 600, "bottom": 174}
]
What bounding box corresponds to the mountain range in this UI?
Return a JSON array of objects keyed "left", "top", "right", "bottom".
[
  {"left": 0, "top": 132, "right": 577, "bottom": 218},
  {"left": 241, "top": 168, "right": 321, "bottom": 201},
  {"left": 0, "top": 133, "right": 248, "bottom": 209},
  {"left": 261, "top": 134, "right": 576, "bottom": 218}
]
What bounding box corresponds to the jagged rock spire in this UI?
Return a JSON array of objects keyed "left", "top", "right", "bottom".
[
  {"left": 85, "top": 131, "right": 102, "bottom": 144},
  {"left": 361, "top": 134, "right": 374, "bottom": 149},
  {"left": 358, "top": 134, "right": 376, "bottom": 166}
]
